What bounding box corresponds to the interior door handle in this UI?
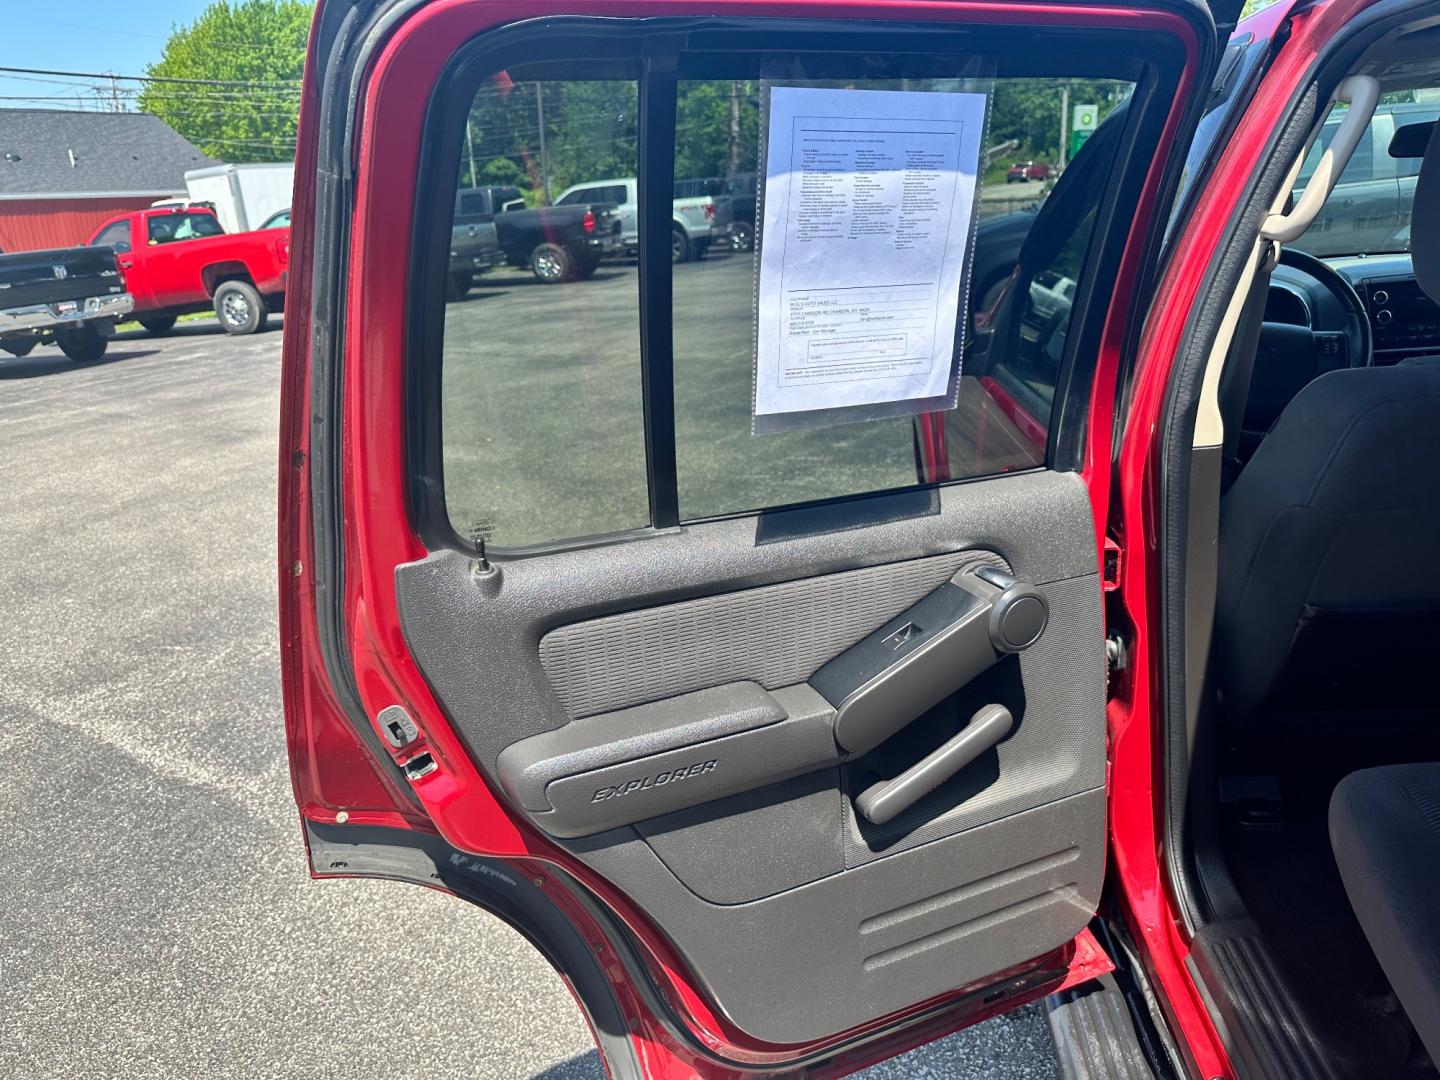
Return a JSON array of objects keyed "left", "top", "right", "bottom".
[
  {"left": 855, "top": 704, "right": 1014, "bottom": 825},
  {"left": 811, "top": 567, "right": 1048, "bottom": 756}
]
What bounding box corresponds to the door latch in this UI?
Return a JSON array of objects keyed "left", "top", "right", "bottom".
[{"left": 377, "top": 704, "right": 420, "bottom": 749}]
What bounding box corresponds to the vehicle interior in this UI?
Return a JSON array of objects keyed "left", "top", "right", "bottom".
[{"left": 1170, "top": 14, "right": 1440, "bottom": 1079}]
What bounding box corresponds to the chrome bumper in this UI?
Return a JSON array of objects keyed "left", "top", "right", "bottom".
[{"left": 0, "top": 292, "right": 134, "bottom": 334}]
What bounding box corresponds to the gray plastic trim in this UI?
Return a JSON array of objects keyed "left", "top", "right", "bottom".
[
  {"left": 856, "top": 705, "right": 1014, "bottom": 825},
  {"left": 396, "top": 472, "right": 1097, "bottom": 773},
  {"left": 575, "top": 786, "right": 1105, "bottom": 1044},
  {"left": 393, "top": 471, "right": 1106, "bottom": 1042},
  {"left": 498, "top": 683, "right": 841, "bottom": 837},
  {"left": 498, "top": 681, "right": 786, "bottom": 812},
  {"left": 815, "top": 569, "right": 1048, "bottom": 755}
]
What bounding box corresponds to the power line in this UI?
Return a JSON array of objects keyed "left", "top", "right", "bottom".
[{"left": 0, "top": 65, "right": 301, "bottom": 89}]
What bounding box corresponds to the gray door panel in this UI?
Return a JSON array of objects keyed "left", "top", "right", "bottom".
[{"left": 395, "top": 469, "right": 1106, "bottom": 1043}]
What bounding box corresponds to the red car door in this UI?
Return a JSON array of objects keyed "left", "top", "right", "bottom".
[{"left": 280, "top": 0, "right": 1232, "bottom": 1075}]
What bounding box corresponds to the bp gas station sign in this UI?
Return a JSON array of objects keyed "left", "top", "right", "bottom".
[{"left": 1071, "top": 104, "right": 1098, "bottom": 157}]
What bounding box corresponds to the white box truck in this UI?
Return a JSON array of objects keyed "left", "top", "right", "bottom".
[{"left": 181, "top": 163, "right": 295, "bottom": 234}]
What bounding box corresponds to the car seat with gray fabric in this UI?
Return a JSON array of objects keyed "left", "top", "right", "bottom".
[
  {"left": 1329, "top": 764, "right": 1440, "bottom": 1063},
  {"left": 1214, "top": 118, "right": 1440, "bottom": 727}
]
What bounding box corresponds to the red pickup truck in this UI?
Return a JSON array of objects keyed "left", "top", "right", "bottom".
[{"left": 87, "top": 205, "right": 288, "bottom": 336}]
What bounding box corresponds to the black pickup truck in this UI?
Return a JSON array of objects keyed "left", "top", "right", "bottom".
[
  {"left": 0, "top": 245, "right": 133, "bottom": 361},
  {"left": 470, "top": 185, "right": 621, "bottom": 283}
]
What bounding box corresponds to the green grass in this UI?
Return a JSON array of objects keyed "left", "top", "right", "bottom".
[{"left": 115, "top": 311, "right": 216, "bottom": 333}]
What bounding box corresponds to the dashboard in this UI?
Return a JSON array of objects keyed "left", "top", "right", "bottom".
[
  {"left": 1334, "top": 254, "right": 1438, "bottom": 362},
  {"left": 1267, "top": 254, "right": 1440, "bottom": 364}
]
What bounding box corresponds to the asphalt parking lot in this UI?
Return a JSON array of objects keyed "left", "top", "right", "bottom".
[{"left": 0, "top": 300, "right": 1058, "bottom": 1078}]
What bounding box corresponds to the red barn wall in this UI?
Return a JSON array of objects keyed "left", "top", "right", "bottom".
[{"left": 0, "top": 196, "right": 162, "bottom": 253}]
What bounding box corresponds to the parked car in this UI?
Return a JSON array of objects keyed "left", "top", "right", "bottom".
[
  {"left": 1006, "top": 160, "right": 1052, "bottom": 183},
  {"left": 471, "top": 185, "right": 621, "bottom": 283},
  {"left": 448, "top": 188, "right": 502, "bottom": 297},
  {"left": 281, "top": 2, "right": 1440, "bottom": 1079},
  {"left": 86, "top": 206, "right": 288, "bottom": 335},
  {"left": 1290, "top": 99, "right": 1440, "bottom": 258},
  {"left": 259, "top": 208, "right": 291, "bottom": 231},
  {"left": 554, "top": 175, "right": 728, "bottom": 262},
  {"left": 722, "top": 172, "right": 758, "bottom": 252},
  {"left": 0, "top": 245, "right": 132, "bottom": 362},
  {"left": 1027, "top": 270, "right": 1077, "bottom": 322}
]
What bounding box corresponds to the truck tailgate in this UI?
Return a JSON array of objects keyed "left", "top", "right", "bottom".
[{"left": 0, "top": 248, "right": 125, "bottom": 308}]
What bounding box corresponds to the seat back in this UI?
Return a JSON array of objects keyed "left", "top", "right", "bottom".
[
  {"left": 1215, "top": 359, "right": 1440, "bottom": 726},
  {"left": 1215, "top": 112, "right": 1440, "bottom": 728}
]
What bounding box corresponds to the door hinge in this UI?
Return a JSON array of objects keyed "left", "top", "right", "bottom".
[
  {"left": 1102, "top": 537, "right": 1123, "bottom": 593},
  {"left": 1106, "top": 633, "right": 1129, "bottom": 672}
]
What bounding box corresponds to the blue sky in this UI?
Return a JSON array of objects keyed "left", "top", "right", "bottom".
[{"left": 0, "top": 3, "right": 222, "bottom": 108}]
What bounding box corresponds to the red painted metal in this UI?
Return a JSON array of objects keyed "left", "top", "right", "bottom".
[
  {"left": 978, "top": 373, "right": 1048, "bottom": 451},
  {"left": 0, "top": 196, "right": 156, "bottom": 254},
  {"left": 1099, "top": 2, "right": 1380, "bottom": 1078},
  {"left": 278, "top": 0, "right": 1215, "bottom": 1074}
]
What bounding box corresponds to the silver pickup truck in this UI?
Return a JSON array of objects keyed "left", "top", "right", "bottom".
[
  {"left": 553, "top": 176, "right": 730, "bottom": 262},
  {"left": 0, "top": 245, "right": 133, "bottom": 362}
]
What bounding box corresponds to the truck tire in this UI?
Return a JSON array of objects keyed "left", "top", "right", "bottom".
[
  {"left": 214, "top": 280, "right": 268, "bottom": 335},
  {"left": 447, "top": 272, "right": 474, "bottom": 300},
  {"left": 55, "top": 324, "right": 107, "bottom": 363},
  {"left": 730, "top": 222, "right": 755, "bottom": 253},
  {"left": 140, "top": 316, "right": 178, "bottom": 335},
  {"left": 530, "top": 243, "right": 574, "bottom": 284},
  {"left": 671, "top": 227, "right": 691, "bottom": 264}
]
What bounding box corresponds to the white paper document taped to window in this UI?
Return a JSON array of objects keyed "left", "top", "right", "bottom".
[{"left": 753, "top": 86, "right": 987, "bottom": 429}]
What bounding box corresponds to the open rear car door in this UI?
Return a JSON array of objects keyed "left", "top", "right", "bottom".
[{"left": 281, "top": 0, "right": 1232, "bottom": 1074}]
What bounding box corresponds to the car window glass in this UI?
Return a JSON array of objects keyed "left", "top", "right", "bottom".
[
  {"left": 457, "top": 193, "right": 488, "bottom": 216},
  {"left": 441, "top": 70, "right": 646, "bottom": 547},
  {"left": 1291, "top": 92, "right": 1440, "bottom": 258},
  {"left": 671, "top": 74, "right": 1133, "bottom": 520},
  {"left": 95, "top": 221, "right": 131, "bottom": 252},
  {"left": 430, "top": 53, "right": 1139, "bottom": 546},
  {"left": 147, "top": 212, "right": 224, "bottom": 245}
]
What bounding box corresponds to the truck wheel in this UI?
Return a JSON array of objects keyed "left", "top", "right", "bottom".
[
  {"left": 671, "top": 227, "right": 690, "bottom": 264},
  {"left": 55, "top": 324, "right": 107, "bottom": 363},
  {"left": 530, "top": 243, "right": 574, "bottom": 284},
  {"left": 139, "top": 316, "right": 178, "bottom": 336},
  {"left": 730, "top": 222, "right": 754, "bottom": 253},
  {"left": 214, "top": 280, "right": 268, "bottom": 335},
  {"left": 447, "top": 272, "right": 474, "bottom": 300}
]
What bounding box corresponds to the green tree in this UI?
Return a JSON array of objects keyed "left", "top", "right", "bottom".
[
  {"left": 988, "top": 79, "right": 1130, "bottom": 163},
  {"left": 138, "top": 1, "right": 312, "bottom": 163}
]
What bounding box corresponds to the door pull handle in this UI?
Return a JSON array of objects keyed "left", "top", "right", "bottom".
[{"left": 855, "top": 704, "right": 1014, "bottom": 825}]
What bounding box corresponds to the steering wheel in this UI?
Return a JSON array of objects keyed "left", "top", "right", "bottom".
[
  {"left": 1265, "top": 247, "right": 1373, "bottom": 372},
  {"left": 1230, "top": 247, "right": 1373, "bottom": 460}
]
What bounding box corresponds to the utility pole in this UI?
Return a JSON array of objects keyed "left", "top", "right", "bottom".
[
  {"left": 1059, "top": 85, "right": 1070, "bottom": 171},
  {"left": 727, "top": 81, "right": 742, "bottom": 178},
  {"left": 536, "top": 82, "right": 551, "bottom": 205},
  {"left": 465, "top": 118, "right": 478, "bottom": 188}
]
